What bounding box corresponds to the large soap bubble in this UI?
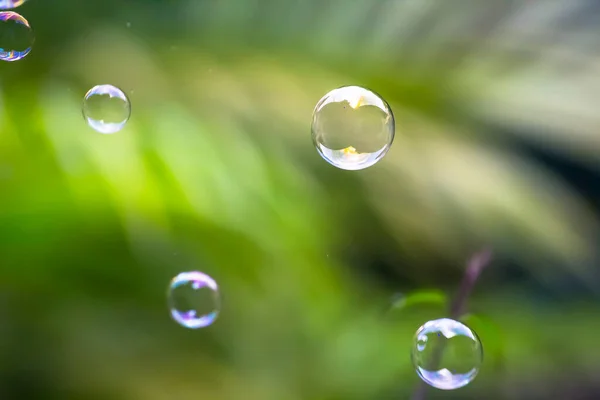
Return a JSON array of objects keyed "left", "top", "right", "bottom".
[
  {"left": 82, "top": 85, "right": 131, "bottom": 134},
  {"left": 311, "top": 86, "right": 395, "bottom": 170},
  {"left": 411, "top": 318, "right": 483, "bottom": 390}
]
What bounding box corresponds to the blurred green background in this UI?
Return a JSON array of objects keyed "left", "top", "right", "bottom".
[{"left": 1, "top": 1, "right": 600, "bottom": 399}]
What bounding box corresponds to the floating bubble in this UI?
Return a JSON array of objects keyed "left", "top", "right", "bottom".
[
  {"left": 168, "top": 271, "right": 220, "bottom": 329},
  {"left": 311, "top": 86, "right": 394, "bottom": 170},
  {"left": 411, "top": 318, "right": 483, "bottom": 390},
  {"left": 0, "top": 11, "right": 33, "bottom": 61},
  {"left": 82, "top": 85, "right": 131, "bottom": 134},
  {"left": 0, "top": 0, "right": 26, "bottom": 10},
  {"left": 389, "top": 292, "right": 405, "bottom": 308}
]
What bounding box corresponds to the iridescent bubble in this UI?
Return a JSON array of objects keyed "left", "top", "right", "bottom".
[
  {"left": 411, "top": 318, "right": 483, "bottom": 390},
  {"left": 168, "top": 271, "right": 220, "bottom": 329},
  {"left": 82, "top": 85, "right": 131, "bottom": 134},
  {"left": 0, "top": 0, "right": 27, "bottom": 10},
  {"left": 0, "top": 11, "right": 33, "bottom": 61},
  {"left": 311, "top": 86, "right": 395, "bottom": 170}
]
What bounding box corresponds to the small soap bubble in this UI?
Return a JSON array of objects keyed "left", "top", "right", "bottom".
[
  {"left": 390, "top": 292, "right": 405, "bottom": 308},
  {"left": 82, "top": 85, "right": 131, "bottom": 134},
  {"left": 0, "top": 0, "right": 27, "bottom": 10},
  {"left": 0, "top": 11, "right": 33, "bottom": 61},
  {"left": 311, "top": 86, "right": 395, "bottom": 170},
  {"left": 411, "top": 318, "right": 483, "bottom": 390},
  {"left": 168, "top": 271, "right": 220, "bottom": 329}
]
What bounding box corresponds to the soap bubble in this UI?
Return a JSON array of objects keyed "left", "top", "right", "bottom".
[
  {"left": 411, "top": 318, "right": 483, "bottom": 390},
  {"left": 311, "top": 86, "right": 395, "bottom": 170},
  {"left": 82, "top": 85, "right": 131, "bottom": 134},
  {"left": 168, "top": 271, "right": 220, "bottom": 329},
  {"left": 0, "top": 0, "right": 27, "bottom": 10},
  {"left": 0, "top": 11, "right": 33, "bottom": 61}
]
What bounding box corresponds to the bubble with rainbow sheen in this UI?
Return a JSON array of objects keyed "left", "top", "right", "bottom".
[
  {"left": 0, "top": 11, "right": 33, "bottom": 61},
  {"left": 82, "top": 85, "right": 131, "bottom": 134},
  {"left": 0, "top": 0, "right": 27, "bottom": 10},
  {"left": 168, "top": 271, "right": 220, "bottom": 329}
]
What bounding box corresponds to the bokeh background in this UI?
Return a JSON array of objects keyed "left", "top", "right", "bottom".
[{"left": 1, "top": 0, "right": 600, "bottom": 399}]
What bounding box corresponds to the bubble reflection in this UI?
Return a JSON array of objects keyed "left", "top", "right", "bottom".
[{"left": 0, "top": 0, "right": 27, "bottom": 11}]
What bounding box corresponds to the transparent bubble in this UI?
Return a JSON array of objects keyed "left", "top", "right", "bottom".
[
  {"left": 389, "top": 292, "right": 405, "bottom": 309},
  {"left": 0, "top": 0, "right": 27, "bottom": 10},
  {"left": 82, "top": 85, "right": 131, "bottom": 134},
  {"left": 168, "top": 271, "right": 220, "bottom": 329},
  {"left": 411, "top": 318, "right": 483, "bottom": 390},
  {"left": 311, "top": 86, "right": 395, "bottom": 170},
  {"left": 0, "top": 11, "right": 33, "bottom": 61}
]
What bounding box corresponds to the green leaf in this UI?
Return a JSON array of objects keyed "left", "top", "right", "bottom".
[
  {"left": 460, "top": 313, "right": 506, "bottom": 370},
  {"left": 389, "top": 289, "right": 447, "bottom": 311}
]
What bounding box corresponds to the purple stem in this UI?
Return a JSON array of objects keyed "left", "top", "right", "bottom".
[{"left": 410, "top": 248, "right": 493, "bottom": 400}]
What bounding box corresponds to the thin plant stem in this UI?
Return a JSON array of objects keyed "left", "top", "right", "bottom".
[{"left": 410, "top": 248, "right": 493, "bottom": 400}]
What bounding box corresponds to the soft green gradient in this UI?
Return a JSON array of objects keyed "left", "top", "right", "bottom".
[{"left": 1, "top": 1, "right": 599, "bottom": 399}]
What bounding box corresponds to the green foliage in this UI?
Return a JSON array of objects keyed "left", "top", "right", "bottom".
[
  {"left": 461, "top": 313, "right": 505, "bottom": 371},
  {"left": 1, "top": 1, "right": 599, "bottom": 399},
  {"left": 390, "top": 290, "right": 448, "bottom": 312}
]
